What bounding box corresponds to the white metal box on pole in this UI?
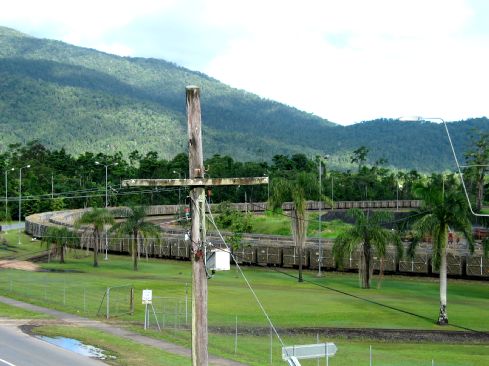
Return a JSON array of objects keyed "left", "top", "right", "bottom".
[{"left": 206, "top": 249, "right": 230, "bottom": 271}]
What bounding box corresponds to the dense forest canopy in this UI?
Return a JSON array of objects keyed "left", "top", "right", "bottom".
[
  {"left": 0, "top": 26, "right": 488, "bottom": 171},
  {"left": 1, "top": 141, "right": 486, "bottom": 222}
]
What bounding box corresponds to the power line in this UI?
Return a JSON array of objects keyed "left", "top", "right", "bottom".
[
  {"left": 270, "top": 266, "right": 485, "bottom": 334},
  {"left": 205, "top": 200, "right": 289, "bottom": 353}
]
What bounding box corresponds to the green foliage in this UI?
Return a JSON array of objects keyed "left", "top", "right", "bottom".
[
  {"left": 74, "top": 208, "right": 115, "bottom": 267},
  {"left": 110, "top": 205, "right": 162, "bottom": 271},
  {"left": 42, "top": 226, "right": 80, "bottom": 263},
  {"left": 333, "top": 208, "right": 402, "bottom": 289},
  {"left": 409, "top": 182, "right": 474, "bottom": 269},
  {"left": 0, "top": 27, "right": 488, "bottom": 171},
  {"left": 215, "top": 202, "right": 253, "bottom": 249}
]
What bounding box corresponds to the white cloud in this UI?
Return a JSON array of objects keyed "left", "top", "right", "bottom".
[
  {"left": 203, "top": 0, "right": 487, "bottom": 124},
  {"left": 0, "top": 0, "right": 487, "bottom": 124}
]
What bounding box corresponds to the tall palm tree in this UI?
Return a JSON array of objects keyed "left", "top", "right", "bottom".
[
  {"left": 410, "top": 182, "right": 474, "bottom": 325},
  {"left": 270, "top": 172, "right": 318, "bottom": 282},
  {"left": 74, "top": 208, "right": 115, "bottom": 267},
  {"left": 333, "top": 208, "right": 402, "bottom": 289},
  {"left": 110, "top": 205, "right": 162, "bottom": 271},
  {"left": 42, "top": 226, "right": 80, "bottom": 263}
]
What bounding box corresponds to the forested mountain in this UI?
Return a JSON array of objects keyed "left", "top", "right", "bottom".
[{"left": 0, "top": 26, "right": 487, "bottom": 171}]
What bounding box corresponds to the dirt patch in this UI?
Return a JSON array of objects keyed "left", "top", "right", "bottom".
[
  {"left": 0, "top": 260, "right": 40, "bottom": 271},
  {"left": 210, "top": 326, "right": 489, "bottom": 344}
]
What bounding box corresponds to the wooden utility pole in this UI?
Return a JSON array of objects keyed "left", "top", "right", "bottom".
[
  {"left": 123, "top": 86, "right": 268, "bottom": 366},
  {"left": 187, "top": 85, "right": 208, "bottom": 365}
]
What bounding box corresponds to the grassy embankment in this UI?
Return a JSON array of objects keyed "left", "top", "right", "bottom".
[
  {"left": 2, "top": 230, "right": 489, "bottom": 365},
  {"left": 1, "top": 235, "right": 489, "bottom": 365}
]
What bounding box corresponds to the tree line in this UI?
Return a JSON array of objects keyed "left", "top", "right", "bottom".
[{"left": 0, "top": 138, "right": 487, "bottom": 221}]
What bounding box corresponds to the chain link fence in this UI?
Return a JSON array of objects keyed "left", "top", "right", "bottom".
[{"left": 0, "top": 271, "right": 133, "bottom": 318}]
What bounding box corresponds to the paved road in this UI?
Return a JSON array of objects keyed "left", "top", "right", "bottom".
[
  {"left": 0, "top": 296, "right": 247, "bottom": 366},
  {"left": 0, "top": 321, "right": 106, "bottom": 366},
  {"left": 1, "top": 223, "right": 24, "bottom": 231}
]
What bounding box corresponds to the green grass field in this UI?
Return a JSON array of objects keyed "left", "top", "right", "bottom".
[
  {"left": 2, "top": 232, "right": 489, "bottom": 365},
  {"left": 247, "top": 211, "right": 351, "bottom": 238},
  {"left": 0, "top": 230, "right": 45, "bottom": 259}
]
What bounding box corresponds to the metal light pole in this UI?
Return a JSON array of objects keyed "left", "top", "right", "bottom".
[
  {"left": 4, "top": 168, "right": 14, "bottom": 221},
  {"left": 331, "top": 174, "right": 334, "bottom": 210},
  {"left": 396, "top": 179, "right": 399, "bottom": 212},
  {"left": 317, "top": 155, "right": 329, "bottom": 277},
  {"left": 18, "top": 165, "right": 30, "bottom": 245},
  {"left": 95, "top": 161, "right": 118, "bottom": 259},
  {"left": 173, "top": 170, "right": 182, "bottom": 206},
  {"left": 399, "top": 116, "right": 489, "bottom": 217}
]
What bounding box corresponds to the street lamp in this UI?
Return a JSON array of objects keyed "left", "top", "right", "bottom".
[
  {"left": 173, "top": 170, "right": 182, "bottom": 206},
  {"left": 18, "top": 164, "right": 30, "bottom": 244},
  {"left": 95, "top": 161, "right": 118, "bottom": 259},
  {"left": 95, "top": 161, "right": 118, "bottom": 208},
  {"left": 317, "top": 155, "right": 329, "bottom": 277},
  {"left": 399, "top": 116, "right": 488, "bottom": 217},
  {"left": 4, "top": 167, "right": 14, "bottom": 221}
]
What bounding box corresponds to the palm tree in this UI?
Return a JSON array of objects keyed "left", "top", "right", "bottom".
[
  {"left": 270, "top": 172, "right": 318, "bottom": 282},
  {"left": 110, "top": 205, "right": 162, "bottom": 271},
  {"left": 333, "top": 208, "right": 402, "bottom": 289},
  {"left": 74, "top": 208, "right": 115, "bottom": 267},
  {"left": 409, "top": 181, "right": 474, "bottom": 325},
  {"left": 42, "top": 226, "right": 80, "bottom": 263}
]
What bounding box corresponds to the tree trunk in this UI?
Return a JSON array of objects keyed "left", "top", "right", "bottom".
[
  {"left": 360, "top": 243, "right": 371, "bottom": 289},
  {"left": 437, "top": 228, "right": 448, "bottom": 325},
  {"left": 93, "top": 231, "right": 99, "bottom": 267},
  {"left": 291, "top": 208, "right": 306, "bottom": 283},
  {"left": 60, "top": 244, "right": 65, "bottom": 264},
  {"left": 133, "top": 231, "right": 138, "bottom": 271}
]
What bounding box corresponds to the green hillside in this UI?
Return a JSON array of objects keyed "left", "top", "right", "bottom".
[{"left": 0, "top": 26, "right": 487, "bottom": 171}]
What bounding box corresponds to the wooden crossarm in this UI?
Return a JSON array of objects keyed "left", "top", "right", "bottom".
[{"left": 122, "top": 177, "right": 268, "bottom": 188}]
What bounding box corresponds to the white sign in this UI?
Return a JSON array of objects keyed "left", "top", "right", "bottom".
[
  {"left": 282, "top": 343, "right": 337, "bottom": 360},
  {"left": 142, "top": 289, "right": 152, "bottom": 304}
]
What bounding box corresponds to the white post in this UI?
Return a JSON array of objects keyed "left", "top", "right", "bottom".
[
  {"left": 106, "top": 287, "right": 110, "bottom": 319},
  {"left": 370, "top": 345, "right": 372, "bottom": 366}
]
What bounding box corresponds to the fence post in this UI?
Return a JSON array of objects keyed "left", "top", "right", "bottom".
[
  {"left": 83, "top": 288, "right": 86, "bottom": 313},
  {"left": 234, "top": 315, "right": 238, "bottom": 355},
  {"left": 106, "top": 287, "right": 110, "bottom": 320},
  {"left": 370, "top": 345, "right": 372, "bottom": 366},
  {"left": 316, "top": 333, "right": 320, "bottom": 366},
  {"left": 130, "top": 287, "right": 134, "bottom": 315},
  {"left": 185, "top": 282, "right": 188, "bottom": 325},
  {"left": 270, "top": 326, "right": 273, "bottom": 365}
]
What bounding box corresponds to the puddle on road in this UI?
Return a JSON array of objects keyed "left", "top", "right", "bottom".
[{"left": 36, "top": 335, "right": 115, "bottom": 360}]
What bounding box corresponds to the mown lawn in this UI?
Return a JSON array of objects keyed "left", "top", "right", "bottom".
[
  {"left": 1, "top": 251, "right": 489, "bottom": 330},
  {"left": 1, "top": 239, "right": 489, "bottom": 366}
]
